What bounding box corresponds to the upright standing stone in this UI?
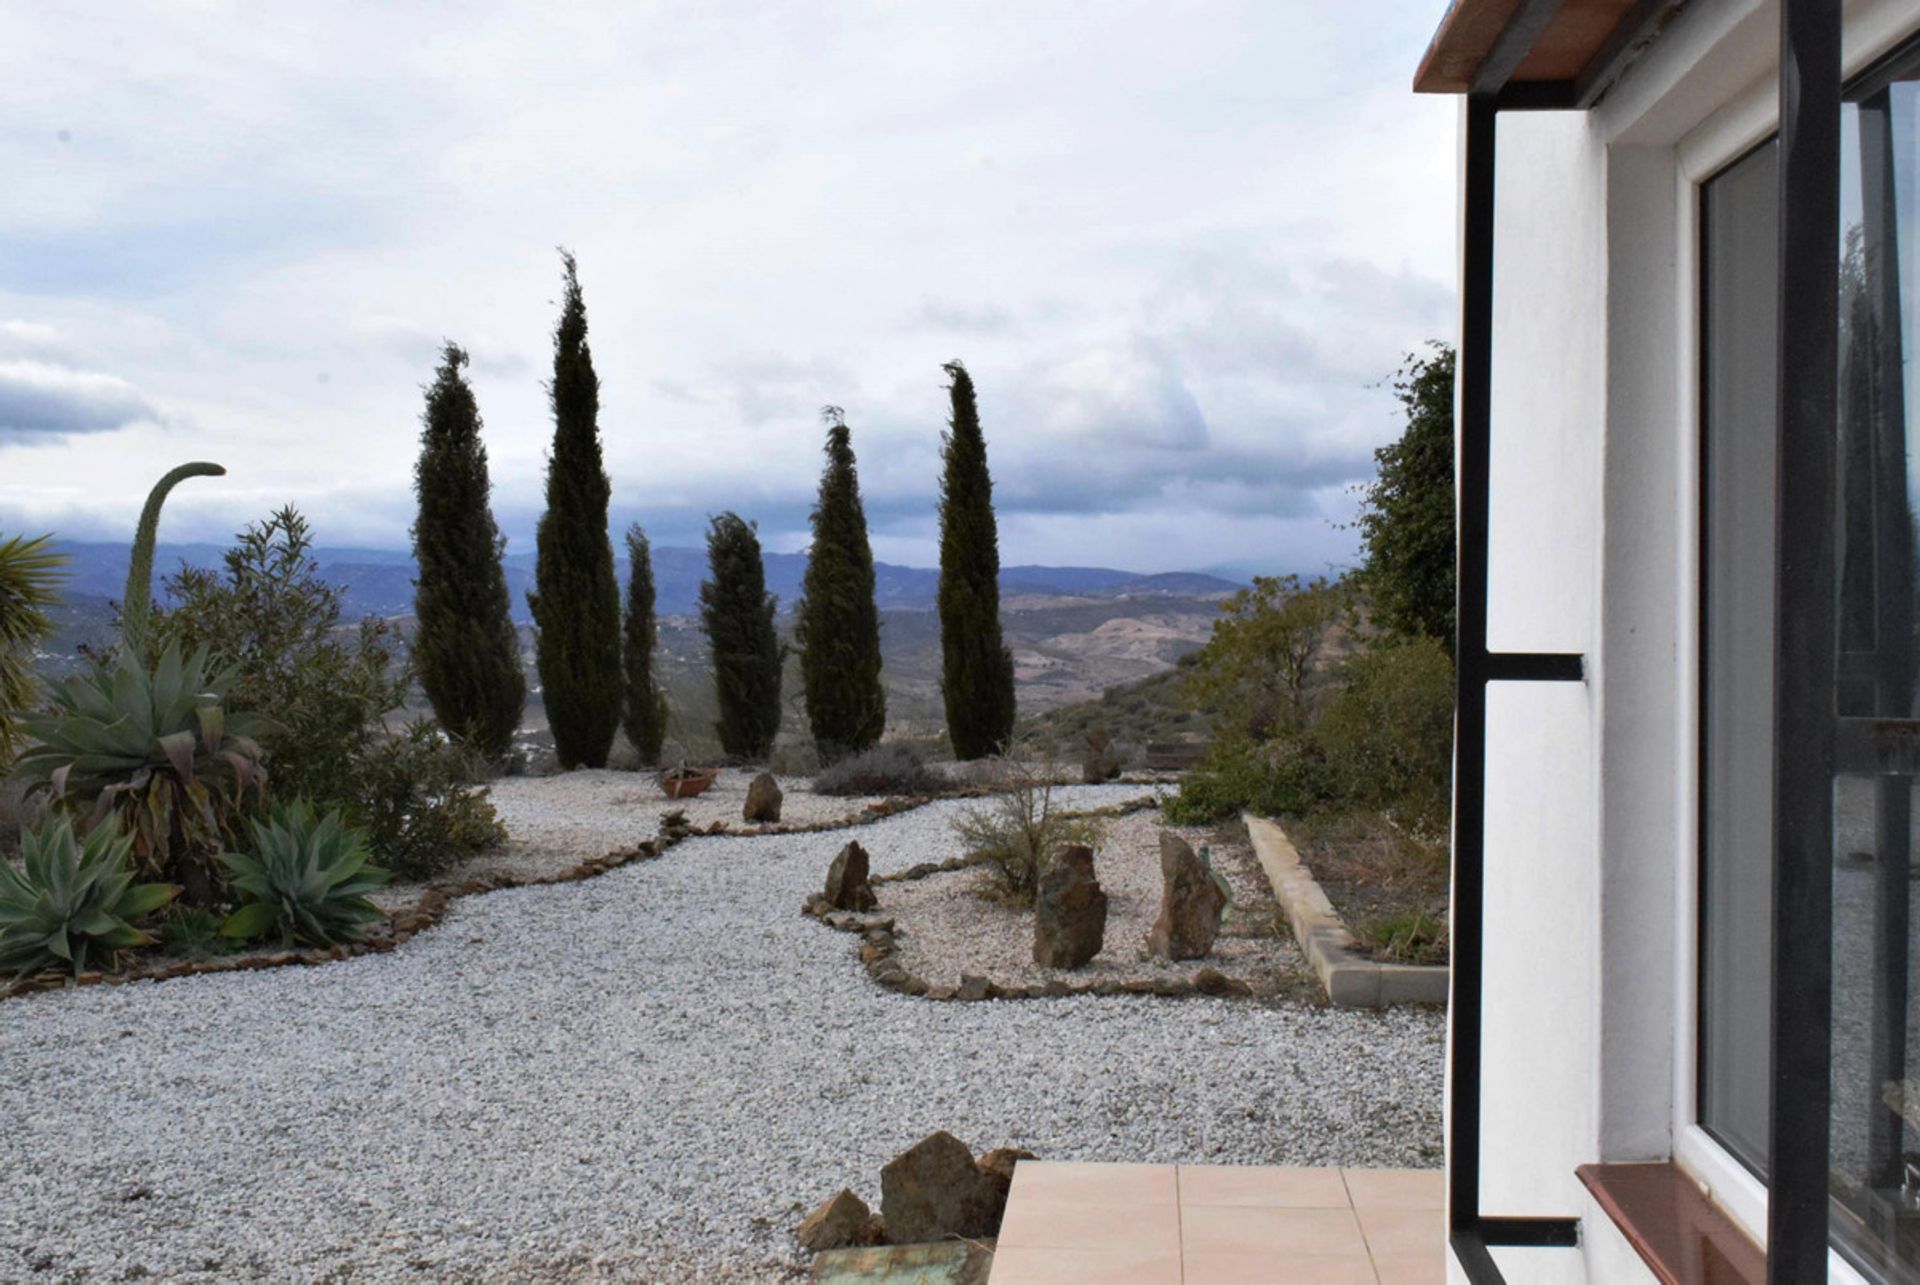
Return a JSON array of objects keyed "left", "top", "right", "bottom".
[
  {"left": 880, "top": 1131, "right": 1000, "bottom": 1244},
  {"left": 1033, "top": 844, "right": 1107, "bottom": 968},
  {"left": 1146, "top": 831, "right": 1227, "bottom": 960},
  {"left": 825, "top": 840, "right": 878, "bottom": 911},
  {"left": 743, "top": 771, "right": 783, "bottom": 823}
]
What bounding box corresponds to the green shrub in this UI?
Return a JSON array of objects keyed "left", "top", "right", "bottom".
[
  {"left": 12, "top": 642, "right": 270, "bottom": 902},
  {"left": 220, "top": 799, "right": 390, "bottom": 947},
  {"left": 0, "top": 818, "right": 178, "bottom": 978},
  {"left": 1316, "top": 635, "right": 1454, "bottom": 828},
  {"left": 813, "top": 743, "right": 945, "bottom": 797},
  {"left": 1360, "top": 906, "right": 1448, "bottom": 966},
  {"left": 950, "top": 758, "right": 1101, "bottom": 903},
  {"left": 0, "top": 533, "right": 65, "bottom": 769},
  {"left": 1164, "top": 737, "right": 1335, "bottom": 824},
  {"left": 350, "top": 722, "right": 505, "bottom": 881}
]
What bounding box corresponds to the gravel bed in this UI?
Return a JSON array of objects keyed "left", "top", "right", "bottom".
[
  {"left": 0, "top": 784, "right": 1443, "bottom": 1282},
  {"left": 882, "top": 809, "right": 1309, "bottom": 994}
]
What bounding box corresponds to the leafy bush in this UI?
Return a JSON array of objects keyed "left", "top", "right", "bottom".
[
  {"left": 813, "top": 743, "right": 945, "bottom": 797},
  {"left": 1360, "top": 907, "right": 1448, "bottom": 966},
  {"left": 1183, "top": 575, "right": 1348, "bottom": 742},
  {"left": 12, "top": 643, "right": 270, "bottom": 902},
  {"left": 950, "top": 758, "right": 1101, "bottom": 903},
  {"left": 1164, "top": 737, "right": 1335, "bottom": 824},
  {"left": 219, "top": 799, "right": 390, "bottom": 947},
  {"left": 0, "top": 818, "right": 178, "bottom": 978},
  {"left": 351, "top": 721, "right": 505, "bottom": 880},
  {"left": 1316, "top": 636, "right": 1454, "bottom": 829},
  {"left": 0, "top": 533, "right": 65, "bottom": 769}
]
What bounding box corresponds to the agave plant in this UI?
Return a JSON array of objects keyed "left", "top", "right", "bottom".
[
  {"left": 219, "top": 799, "right": 390, "bottom": 947},
  {"left": 10, "top": 641, "right": 270, "bottom": 901},
  {"left": 0, "top": 818, "right": 178, "bottom": 979},
  {"left": 0, "top": 532, "right": 66, "bottom": 769}
]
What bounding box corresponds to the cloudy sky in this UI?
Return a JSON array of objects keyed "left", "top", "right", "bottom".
[{"left": 0, "top": 2, "right": 1456, "bottom": 576}]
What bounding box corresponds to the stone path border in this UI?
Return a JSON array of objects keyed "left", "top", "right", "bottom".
[
  {"left": 805, "top": 795, "right": 1264, "bottom": 1004},
  {"left": 1243, "top": 813, "right": 1448, "bottom": 1009}
]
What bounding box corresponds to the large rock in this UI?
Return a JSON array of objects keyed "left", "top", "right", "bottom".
[
  {"left": 880, "top": 1131, "right": 1000, "bottom": 1244},
  {"left": 976, "top": 1146, "right": 1036, "bottom": 1204},
  {"left": 1032, "top": 845, "right": 1107, "bottom": 969},
  {"left": 743, "top": 772, "right": 783, "bottom": 823},
  {"left": 825, "top": 841, "right": 878, "bottom": 912},
  {"left": 1146, "top": 831, "right": 1227, "bottom": 960},
  {"left": 796, "top": 1188, "right": 880, "bottom": 1252}
]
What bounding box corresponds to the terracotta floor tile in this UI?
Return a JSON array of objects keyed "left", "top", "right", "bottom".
[
  {"left": 1341, "top": 1167, "right": 1445, "bottom": 1211},
  {"left": 996, "top": 1197, "right": 1183, "bottom": 1254},
  {"left": 1355, "top": 1205, "right": 1445, "bottom": 1260},
  {"left": 1180, "top": 1248, "right": 1380, "bottom": 1284},
  {"left": 1181, "top": 1203, "right": 1370, "bottom": 1258},
  {"left": 1371, "top": 1252, "right": 1448, "bottom": 1285},
  {"left": 1007, "top": 1161, "right": 1180, "bottom": 1207},
  {"left": 986, "top": 1245, "right": 1183, "bottom": 1285},
  {"left": 1178, "top": 1164, "right": 1353, "bottom": 1209}
]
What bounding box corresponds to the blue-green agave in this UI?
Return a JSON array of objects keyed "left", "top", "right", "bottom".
[
  {"left": 219, "top": 800, "right": 390, "bottom": 947},
  {"left": 11, "top": 642, "right": 270, "bottom": 884},
  {"left": 0, "top": 818, "right": 178, "bottom": 979}
]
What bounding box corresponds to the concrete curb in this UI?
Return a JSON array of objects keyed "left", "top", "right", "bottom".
[{"left": 1242, "top": 813, "right": 1447, "bottom": 1009}]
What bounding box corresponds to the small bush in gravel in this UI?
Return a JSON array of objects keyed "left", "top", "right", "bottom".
[
  {"left": 1164, "top": 737, "right": 1335, "bottom": 824},
  {"left": 812, "top": 744, "right": 944, "bottom": 797},
  {"left": 0, "top": 818, "right": 178, "bottom": 978},
  {"left": 950, "top": 758, "right": 1101, "bottom": 905},
  {"left": 220, "top": 800, "right": 390, "bottom": 948},
  {"left": 352, "top": 722, "right": 505, "bottom": 881}
]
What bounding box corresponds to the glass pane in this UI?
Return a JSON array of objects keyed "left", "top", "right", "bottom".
[
  {"left": 1831, "top": 80, "right": 1920, "bottom": 1278},
  {"left": 1700, "top": 138, "right": 1780, "bottom": 1177}
]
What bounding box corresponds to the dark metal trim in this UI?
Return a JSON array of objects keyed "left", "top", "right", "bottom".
[
  {"left": 1767, "top": 0, "right": 1840, "bottom": 1281},
  {"left": 1486, "top": 653, "right": 1585, "bottom": 682},
  {"left": 1470, "top": 0, "right": 1567, "bottom": 98},
  {"left": 1495, "top": 80, "right": 1580, "bottom": 111},
  {"left": 1480, "top": 1217, "right": 1583, "bottom": 1247}
]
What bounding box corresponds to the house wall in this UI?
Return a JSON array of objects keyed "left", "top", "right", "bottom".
[{"left": 1448, "top": 0, "right": 1920, "bottom": 1280}]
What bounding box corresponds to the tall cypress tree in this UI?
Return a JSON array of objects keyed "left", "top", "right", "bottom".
[
  {"left": 937, "top": 360, "right": 1016, "bottom": 759},
  {"left": 795, "top": 407, "right": 885, "bottom": 763},
  {"left": 621, "top": 524, "right": 669, "bottom": 766},
  {"left": 700, "top": 512, "right": 783, "bottom": 760},
  {"left": 412, "top": 343, "right": 525, "bottom": 759},
  {"left": 528, "top": 250, "right": 621, "bottom": 769}
]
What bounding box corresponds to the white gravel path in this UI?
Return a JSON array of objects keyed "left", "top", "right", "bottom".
[{"left": 0, "top": 781, "right": 1443, "bottom": 1282}]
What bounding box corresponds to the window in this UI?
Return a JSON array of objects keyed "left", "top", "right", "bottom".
[{"left": 1699, "top": 47, "right": 1920, "bottom": 1279}]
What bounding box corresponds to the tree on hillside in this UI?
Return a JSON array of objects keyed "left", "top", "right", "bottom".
[
  {"left": 796, "top": 407, "right": 885, "bottom": 763},
  {"left": 528, "top": 250, "right": 622, "bottom": 769},
  {"left": 1355, "top": 344, "right": 1456, "bottom": 652},
  {"left": 1184, "top": 574, "right": 1347, "bottom": 743},
  {"left": 936, "top": 360, "right": 1016, "bottom": 759},
  {"left": 412, "top": 343, "right": 525, "bottom": 760},
  {"left": 621, "top": 524, "right": 669, "bottom": 766},
  {"left": 700, "top": 512, "right": 783, "bottom": 760}
]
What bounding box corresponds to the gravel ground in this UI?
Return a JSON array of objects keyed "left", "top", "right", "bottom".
[
  {"left": 883, "top": 809, "right": 1309, "bottom": 994},
  {"left": 0, "top": 781, "right": 1443, "bottom": 1282}
]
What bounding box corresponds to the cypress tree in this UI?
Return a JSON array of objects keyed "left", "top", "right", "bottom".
[
  {"left": 936, "top": 360, "right": 1016, "bottom": 759},
  {"left": 412, "top": 343, "right": 525, "bottom": 760},
  {"left": 795, "top": 407, "right": 885, "bottom": 763},
  {"left": 699, "top": 512, "right": 783, "bottom": 760},
  {"left": 621, "top": 524, "right": 669, "bottom": 766},
  {"left": 528, "top": 250, "right": 621, "bottom": 769}
]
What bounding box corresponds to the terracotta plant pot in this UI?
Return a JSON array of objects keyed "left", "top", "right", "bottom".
[{"left": 659, "top": 768, "right": 718, "bottom": 799}]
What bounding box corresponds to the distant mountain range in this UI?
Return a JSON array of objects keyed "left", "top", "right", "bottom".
[{"left": 45, "top": 540, "right": 1244, "bottom": 622}]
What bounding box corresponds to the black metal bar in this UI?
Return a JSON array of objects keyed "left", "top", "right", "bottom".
[
  {"left": 1479, "top": 1217, "right": 1583, "bottom": 1247},
  {"left": 1486, "top": 653, "right": 1586, "bottom": 683},
  {"left": 1768, "top": 0, "right": 1841, "bottom": 1279},
  {"left": 1451, "top": 92, "right": 1499, "bottom": 1256},
  {"left": 1471, "top": 0, "right": 1567, "bottom": 97},
  {"left": 1496, "top": 80, "right": 1579, "bottom": 111},
  {"left": 1451, "top": 1229, "right": 1505, "bottom": 1284},
  {"left": 1572, "top": 0, "right": 1688, "bottom": 108}
]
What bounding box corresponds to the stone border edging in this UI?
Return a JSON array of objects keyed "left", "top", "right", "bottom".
[
  {"left": 0, "top": 792, "right": 947, "bottom": 1004},
  {"left": 805, "top": 793, "right": 1259, "bottom": 1004},
  {"left": 1242, "top": 813, "right": 1447, "bottom": 1009}
]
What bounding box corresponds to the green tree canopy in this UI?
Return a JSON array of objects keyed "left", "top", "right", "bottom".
[
  {"left": 528, "top": 250, "right": 622, "bottom": 769},
  {"left": 621, "top": 524, "right": 670, "bottom": 766},
  {"left": 700, "top": 512, "right": 783, "bottom": 760},
  {"left": 796, "top": 407, "right": 885, "bottom": 763},
  {"left": 1354, "top": 344, "right": 1456, "bottom": 651},
  {"left": 412, "top": 342, "right": 525, "bottom": 760},
  {"left": 936, "top": 361, "right": 1015, "bottom": 759}
]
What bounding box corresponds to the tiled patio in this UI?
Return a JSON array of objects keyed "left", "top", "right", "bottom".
[{"left": 987, "top": 1162, "right": 1444, "bottom": 1285}]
